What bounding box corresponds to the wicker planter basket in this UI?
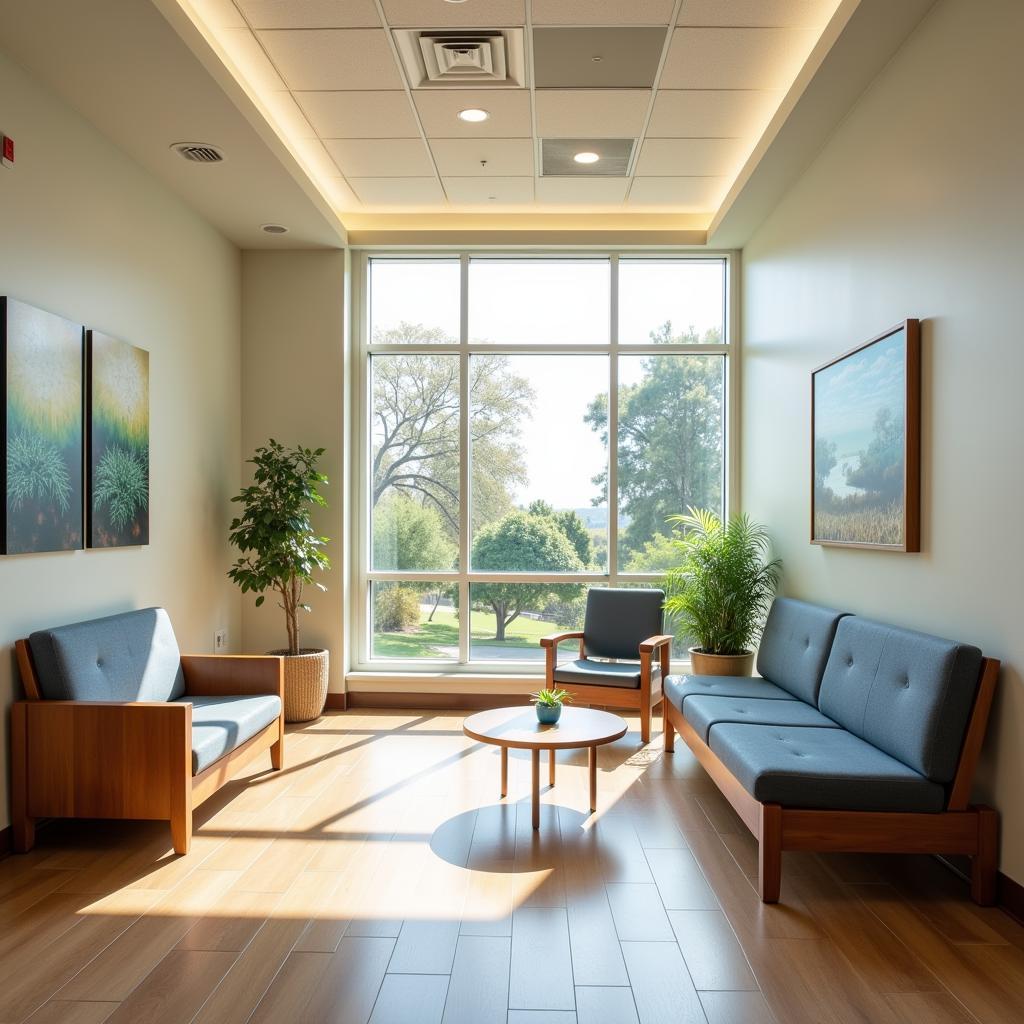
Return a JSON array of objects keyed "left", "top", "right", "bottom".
[
  {"left": 688, "top": 647, "right": 755, "bottom": 677},
  {"left": 269, "top": 648, "right": 329, "bottom": 722}
]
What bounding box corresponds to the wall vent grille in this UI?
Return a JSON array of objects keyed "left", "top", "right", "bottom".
[{"left": 171, "top": 142, "right": 225, "bottom": 164}]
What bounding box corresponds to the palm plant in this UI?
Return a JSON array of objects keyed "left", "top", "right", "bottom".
[{"left": 662, "top": 507, "right": 782, "bottom": 656}]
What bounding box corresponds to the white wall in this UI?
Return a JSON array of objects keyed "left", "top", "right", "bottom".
[
  {"left": 240, "top": 251, "right": 349, "bottom": 694},
  {"left": 742, "top": 0, "right": 1024, "bottom": 884},
  {"left": 0, "top": 51, "right": 242, "bottom": 830}
]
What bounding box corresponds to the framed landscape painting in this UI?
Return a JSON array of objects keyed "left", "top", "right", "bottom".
[
  {"left": 87, "top": 330, "right": 149, "bottom": 547},
  {"left": 1, "top": 297, "right": 84, "bottom": 554},
  {"left": 811, "top": 319, "right": 921, "bottom": 551}
]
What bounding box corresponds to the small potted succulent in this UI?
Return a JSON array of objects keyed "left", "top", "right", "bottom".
[{"left": 531, "top": 688, "right": 573, "bottom": 725}]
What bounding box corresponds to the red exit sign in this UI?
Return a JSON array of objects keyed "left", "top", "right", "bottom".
[{"left": 1, "top": 134, "right": 13, "bottom": 166}]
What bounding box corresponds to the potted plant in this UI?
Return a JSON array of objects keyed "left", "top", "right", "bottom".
[
  {"left": 662, "top": 507, "right": 782, "bottom": 677},
  {"left": 228, "top": 440, "right": 331, "bottom": 722},
  {"left": 531, "top": 688, "right": 573, "bottom": 725}
]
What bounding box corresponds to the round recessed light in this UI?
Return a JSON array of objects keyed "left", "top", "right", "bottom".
[
  {"left": 457, "top": 107, "right": 490, "bottom": 123},
  {"left": 444, "top": 0, "right": 469, "bottom": 4},
  {"left": 260, "top": 223, "right": 289, "bottom": 234},
  {"left": 573, "top": 151, "right": 600, "bottom": 164}
]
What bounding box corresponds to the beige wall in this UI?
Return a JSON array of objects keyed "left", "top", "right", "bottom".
[
  {"left": 240, "top": 251, "right": 349, "bottom": 692},
  {"left": 0, "top": 52, "right": 243, "bottom": 829},
  {"left": 742, "top": 0, "right": 1024, "bottom": 884}
]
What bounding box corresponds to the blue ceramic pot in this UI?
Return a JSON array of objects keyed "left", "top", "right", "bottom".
[{"left": 536, "top": 703, "right": 562, "bottom": 725}]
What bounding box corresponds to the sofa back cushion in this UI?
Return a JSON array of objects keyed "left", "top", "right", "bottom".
[
  {"left": 29, "top": 607, "right": 185, "bottom": 702},
  {"left": 817, "top": 616, "right": 982, "bottom": 783},
  {"left": 583, "top": 587, "right": 664, "bottom": 661},
  {"left": 756, "top": 598, "right": 848, "bottom": 704}
]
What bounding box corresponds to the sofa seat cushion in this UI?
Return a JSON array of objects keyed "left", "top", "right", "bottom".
[
  {"left": 683, "top": 695, "right": 840, "bottom": 744},
  {"left": 178, "top": 694, "right": 282, "bottom": 775},
  {"left": 554, "top": 659, "right": 641, "bottom": 689},
  {"left": 664, "top": 673, "right": 795, "bottom": 714},
  {"left": 709, "top": 724, "right": 945, "bottom": 813},
  {"left": 29, "top": 607, "right": 185, "bottom": 702}
]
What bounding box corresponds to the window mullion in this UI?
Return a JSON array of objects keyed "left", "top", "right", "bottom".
[
  {"left": 459, "top": 254, "right": 471, "bottom": 664},
  {"left": 609, "top": 254, "right": 619, "bottom": 586}
]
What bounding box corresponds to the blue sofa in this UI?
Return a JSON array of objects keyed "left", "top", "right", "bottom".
[
  {"left": 663, "top": 598, "right": 1000, "bottom": 904},
  {"left": 11, "top": 607, "right": 285, "bottom": 855}
]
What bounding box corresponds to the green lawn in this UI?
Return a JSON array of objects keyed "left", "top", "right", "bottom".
[{"left": 373, "top": 607, "right": 560, "bottom": 659}]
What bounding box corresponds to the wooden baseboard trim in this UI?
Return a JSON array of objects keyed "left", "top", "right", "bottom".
[
  {"left": 324, "top": 692, "right": 348, "bottom": 711},
  {"left": 346, "top": 691, "right": 532, "bottom": 710}
]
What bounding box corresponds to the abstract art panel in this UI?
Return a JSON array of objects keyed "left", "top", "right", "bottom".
[
  {"left": 87, "top": 330, "right": 149, "bottom": 547},
  {"left": 1, "top": 297, "right": 84, "bottom": 554}
]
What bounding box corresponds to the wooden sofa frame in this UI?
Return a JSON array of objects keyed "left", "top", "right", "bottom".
[
  {"left": 11, "top": 641, "right": 285, "bottom": 857},
  {"left": 662, "top": 656, "right": 1001, "bottom": 905},
  {"left": 541, "top": 631, "right": 674, "bottom": 744}
]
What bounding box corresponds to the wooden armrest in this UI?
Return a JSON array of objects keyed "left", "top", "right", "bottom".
[
  {"left": 639, "top": 634, "right": 674, "bottom": 654},
  {"left": 539, "top": 631, "right": 584, "bottom": 649},
  {"left": 181, "top": 654, "right": 284, "bottom": 699},
  {"left": 16, "top": 699, "right": 190, "bottom": 711}
]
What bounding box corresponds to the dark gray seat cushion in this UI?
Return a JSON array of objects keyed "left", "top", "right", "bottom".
[
  {"left": 683, "top": 695, "right": 840, "bottom": 744},
  {"left": 554, "top": 659, "right": 641, "bottom": 689},
  {"left": 179, "top": 694, "right": 282, "bottom": 775},
  {"left": 664, "top": 673, "right": 796, "bottom": 713},
  {"left": 818, "top": 617, "right": 982, "bottom": 784},
  {"left": 756, "top": 598, "right": 849, "bottom": 705},
  {"left": 29, "top": 607, "right": 185, "bottom": 702},
  {"left": 583, "top": 587, "right": 664, "bottom": 659},
  {"left": 709, "top": 724, "right": 946, "bottom": 812}
]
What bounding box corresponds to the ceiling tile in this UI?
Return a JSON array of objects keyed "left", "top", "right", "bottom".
[
  {"left": 324, "top": 138, "right": 434, "bottom": 176},
  {"left": 535, "top": 177, "right": 629, "bottom": 204},
  {"left": 442, "top": 177, "right": 534, "bottom": 203},
  {"left": 256, "top": 29, "right": 404, "bottom": 90},
  {"left": 661, "top": 27, "right": 818, "bottom": 89},
  {"left": 647, "top": 89, "right": 781, "bottom": 137},
  {"left": 532, "top": 0, "right": 674, "bottom": 25},
  {"left": 677, "top": 0, "right": 838, "bottom": 29},
  {"left": 296, "top": 91, "right": 419, "bottom": 137},
  {"left": 636, "top": 138, "right": 750, "bottom": 176},
  {"left": 380, "top": 0, "right": 525, "bottom": 28},
  {"left": 349, "top": 177, "right": 446, "bottom": 205},
  {"left": 429, "top": 138, "right": 534, "bottom": 176},
  {"left": 413, "top": 90, "right": 532, "bottom": 139},
  {"left": 533, "top": 27, "right": 667, "bottom": 88},
  {"left": 535, "top": 90, "right": 650, "bottom": 137},
  {"left": 629, "top": 175, "right": 728, "bottom": 208},
  {"left": 237, "top": 1, "right": 380, "bottom": 28}
]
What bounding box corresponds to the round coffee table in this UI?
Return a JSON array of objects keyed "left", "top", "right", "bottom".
[{"left": 463, "top": 706, "right": 628, "bottom": 829}]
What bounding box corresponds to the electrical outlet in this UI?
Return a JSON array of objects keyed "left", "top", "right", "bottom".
[{"left": 215, "top": 628, "right": 228, "bottom": 653}]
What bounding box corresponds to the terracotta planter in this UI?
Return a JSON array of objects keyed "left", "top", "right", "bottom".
[
  {"left": 269, "top": 648, "right": 329, "bottom": 722},
  {"left": 688, "top": 647, "right": 755, "bottom": 677}
]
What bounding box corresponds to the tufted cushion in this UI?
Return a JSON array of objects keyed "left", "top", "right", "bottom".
[
  {"left": 583, "top": 588, "right": 664, "bottom": 660},
  {"left": 180, "top": 694, "right": 282, "bottom": 775},
  {"left": 682, "top": 695, "right": 840, "bottom": 744},
  {"left": 709, "top": 724, "right": 946, "bottom": 812},
  {"left": 664, "top": 673, "right": 795, "bottom": 714},
  {"left": 817, "top": 617, "right": 982, "bottom": 784},
  {"left": 29, "top": 608, "right": 185, "bottom": 702},
  {"left": 554, "top": 659, "right": 642, "bottom": 689},
  {"left": 756, "top": 598, "right": 849, "bottom": 705}
]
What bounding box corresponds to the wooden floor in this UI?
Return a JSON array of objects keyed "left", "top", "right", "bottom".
[{"left": 2, "top": 710, "right": 1024, "bottom": 1024}]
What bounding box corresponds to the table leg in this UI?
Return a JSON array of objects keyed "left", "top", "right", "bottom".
[
  {"left": 589, "top": 746, "right": 597, "bottom": 813},
  {"left": 549, "top": 748, "right": 556, "bottom": 787},
  {"left": 500, "top": 746, "right": 508, "bottom": 798},
  {"left": 531, "top": 749, "right": 540, "bottom": 830}
]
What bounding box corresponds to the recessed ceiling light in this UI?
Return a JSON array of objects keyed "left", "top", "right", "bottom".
[
  {"left": 260, "top": 223, "right": 289, "bottom": 234},
  {"left": 457, "top": 108, "right": 490, "bottom": 123},
  {"left": 444, "top": 0, "right": 469, "bottom": 4},
  {"left": 573, "top": 151, "right": 600, "bottom": 164}
]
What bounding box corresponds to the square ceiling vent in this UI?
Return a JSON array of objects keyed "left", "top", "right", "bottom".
[
  {"left": 542, "top": 138, "right": 635, "bottom": 177},
  {"left": 394, "top": 29, "right": 526, "bottom": 89}
]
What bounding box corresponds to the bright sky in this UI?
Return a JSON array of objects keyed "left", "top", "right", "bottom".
[{"left": 370, "top": 258, "right": 725, "bottom": 510}]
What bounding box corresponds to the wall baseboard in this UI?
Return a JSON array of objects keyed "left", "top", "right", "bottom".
[
  {"left": 324, "top": 692, "right": 348, "bottom": 711},
  {"left": 346, "top": 690, "right": 533, "bottom": 711}
]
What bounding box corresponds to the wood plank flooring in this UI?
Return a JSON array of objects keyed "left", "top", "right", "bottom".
[{"left": 2, "top": 709, "right": 1023, "bottom": 1024}]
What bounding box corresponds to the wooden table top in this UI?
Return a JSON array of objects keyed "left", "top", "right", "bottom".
[{"left": 463, "top": 706, "right": 628, "bottom": 751}]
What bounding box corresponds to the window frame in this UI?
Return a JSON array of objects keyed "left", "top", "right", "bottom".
[{"left": 351, "top": 249, "right": 739, "bottom": 676}]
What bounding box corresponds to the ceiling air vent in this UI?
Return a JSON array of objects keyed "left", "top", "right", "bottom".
[
  {"left": 171, "top": 142, "right": 225, "bottom": 164},
  {"left": 542, "top": 139, "right": 635, "bottom": 177},
  {"left": 393, "top": 29, "right": 526, "bottom": 89}
]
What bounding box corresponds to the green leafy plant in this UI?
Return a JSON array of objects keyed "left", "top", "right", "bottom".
[
  {"left": 531, "top": 688, "right": 573, "bottom": 708},
  {"left": 374, "top": 584, "right": 421, "bottom": 633},
  {"left": 228, "top": 440, "right": 330, "bottom": 657},
  {"left": 662, "top": 507, "right": 782, "bottom": 656},
  {"left": 7, "top": 431, "right": 72, "bottom": 513},
  {"left": 93, "top": 445, "right": 148, "bottom": 529}
]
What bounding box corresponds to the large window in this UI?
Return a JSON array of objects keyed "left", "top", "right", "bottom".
[{"left": 356, "top": 254, "right": 733, "bottom": 670}]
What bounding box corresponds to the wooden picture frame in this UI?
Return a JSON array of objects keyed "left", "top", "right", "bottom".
[{"left": 811, "top": 319, "right": 920, "bottom": 552}]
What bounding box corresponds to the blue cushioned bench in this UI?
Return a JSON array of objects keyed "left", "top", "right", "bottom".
[
  {"left": 11, "top": 607, "right": 285, "bottom": 855},
  {"left": 662, "top": 598, "right": 1000, "bottom": 905}
]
